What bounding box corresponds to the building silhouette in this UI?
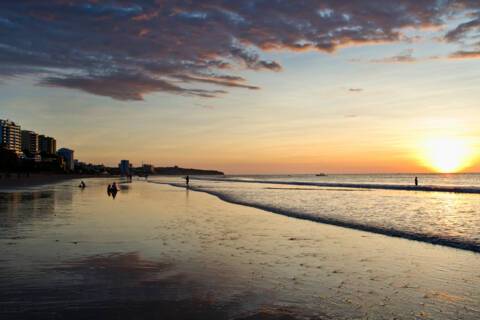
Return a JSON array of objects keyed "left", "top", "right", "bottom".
[
  {"left": 143, "top": 164, "right": 155, "bottom": 174},
  {"left": 21, "top": 130, "right": 39, "bottom": 153},
  {"left": 21, "top": 130, "right": 41, "bottom": 161},
  {"left": 119, "top": 160, "right": 131, "bottom": 176},
  {"left": 57, "top": 148, "right": 75, "bottom": 171},
  {"left": 38, "top": 135, "right": 56, "bottom": 155}
]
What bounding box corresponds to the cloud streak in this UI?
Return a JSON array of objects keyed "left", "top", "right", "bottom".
[
  {"left": 0, "top": 1, "right": 479, "bottom": 100},
  {"left": 370, "top": 49, "right": 417, "bottom": 63},
  {"left": 449, "top": 50, "right": 480, "bottom": 59}
]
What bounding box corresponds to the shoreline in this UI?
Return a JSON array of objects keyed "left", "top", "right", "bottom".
[
  {"left": 0, "top": 173, "right": 116, "bottom": 190},
  {"left": 159, "top": 181, "right": 480, "bottom": 254},
  {"left": 193, "top": 177, "right": 480, "bottom": 194}
]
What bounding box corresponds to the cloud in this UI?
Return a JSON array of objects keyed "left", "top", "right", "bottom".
[
  {"left": 370, "top": 49, "right": 417, "bottom": 63},
  {"left": 445, "top": 18, "right": 480, "bottom": 42},
  {"left": 1, "top": 1, "right": 480, "bottom": 100},
  {"left": 41, "top": 74, "right": 227, "bottom": 100},
  {"left": 449, "top": 50, "right": 480, "bottom": 59},
  {"left": 444, "top": 12, "right": 480, "bottom": 60},
  {"left": 173, "top": 74, "right": 260, "bottom": 90},
  {"left": 195, "top": 103, "right": 216, "bottom": 110}
]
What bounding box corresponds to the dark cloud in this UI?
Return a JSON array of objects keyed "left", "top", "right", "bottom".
[
  {"left": 173, "top": 74, "right": 260, "bottom": 90},
  {"left": 445, "top": 18, "right": 480, "bottom": 42},
  {"left": 41, "top": 74, "right": 227, "bottom": 100},
  {"left": 0, "top": 1, "right": 479, "bottom": 100},
  {"left": 444, "top": 9, "right": 480, "bottom": 60}
]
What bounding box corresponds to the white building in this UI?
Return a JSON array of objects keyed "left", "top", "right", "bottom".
[
  {"left": 57, "top": 148, "right": 75, "bottom": 171},
  {"left": 0, "top": 119, "right": 22, "bottom": 154}
]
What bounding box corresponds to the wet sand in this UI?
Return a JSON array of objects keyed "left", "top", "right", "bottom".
[
  {"left": 0, "top": 179, "right": 479, "bottom": 319},
  {"left": 0, "top": 173, "right": 113, "bottom": 191}
]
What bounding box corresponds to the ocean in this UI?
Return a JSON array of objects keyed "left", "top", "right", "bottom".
[{"left": 153, "top": 173, "right": 480, "bottom": 252}]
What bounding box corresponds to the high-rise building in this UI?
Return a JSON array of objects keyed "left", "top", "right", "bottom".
[
  {"left": 119, "top": 160, "right": 131, "bottom": 176},
  {"left": 38, "top": 135, "right": 57, "bottom": 155},
  {"left": 57, "top": 148, "right": 75, "bottom": 171},
  {"left": 21, "top": 130, "right": 39, "bottom": 153},
  {"left": 0, "top": 119, "right": 22, "bottom": 154}
]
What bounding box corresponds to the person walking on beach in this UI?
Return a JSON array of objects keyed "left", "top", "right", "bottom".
[
  {"left": 185, "top": 175, "right": 190, "bottom": 188},
  {"left": 107, "top": 184, "right": 112, "bottom": 196},
  {"left": 414, "top": 176, "right": 418, "bottom": 186},
  {"left": 79, "top": 181, "right": 86, "bottom": 188}
]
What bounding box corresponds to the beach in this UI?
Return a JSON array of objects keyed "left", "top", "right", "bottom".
[
  {"left": 0, "top": 173, "right": 113, "bottom": 191},
  {"left": 1, "top": 178, "right": 479, "bottom": 319}
]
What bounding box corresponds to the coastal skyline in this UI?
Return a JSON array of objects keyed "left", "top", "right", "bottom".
[{"left": 1, "top": 1, "right": 480, "bottom": 174}]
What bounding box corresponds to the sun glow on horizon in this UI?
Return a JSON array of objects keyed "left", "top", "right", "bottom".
[{"left": 419, "top": 137, "right": 476, "bottom": 173}]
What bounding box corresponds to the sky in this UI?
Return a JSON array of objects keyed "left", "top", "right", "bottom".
[{"left": 1, "top": 1, "right": 480, "bottom": 174}]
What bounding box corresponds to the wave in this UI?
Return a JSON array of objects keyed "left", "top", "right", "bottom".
[
  {"left": 150, "top": 181, "right": 480, "bottom": 253},
  {"left": 192, "top": 177, "right": 480, "bottom": 194}
]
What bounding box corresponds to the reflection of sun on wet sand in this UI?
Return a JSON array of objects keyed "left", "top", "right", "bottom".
[{"left": 0, "top": 179, "right": 479, "bottom": 319}]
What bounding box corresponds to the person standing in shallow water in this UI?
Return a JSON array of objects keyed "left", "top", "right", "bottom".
[
  {"left": 415, "top": 176, "right": 418, "bottom": 186},
  {"left": 185, "top": 175, "right": 190, "bottom": 188},
  {"left": 110, "top": 182, "right": 118, "bottom": 199}
]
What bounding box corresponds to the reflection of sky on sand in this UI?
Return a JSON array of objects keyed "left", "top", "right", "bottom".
[{"left": 0, "top": 179, "right": 479, "bottom": 319}]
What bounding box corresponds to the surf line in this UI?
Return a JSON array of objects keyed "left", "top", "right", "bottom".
[
  {"left": 160, "top": 181, "right": 480, "bottom": 254},
  {"left": 191, "top": 178, "right": 480, "bottom": 195}
]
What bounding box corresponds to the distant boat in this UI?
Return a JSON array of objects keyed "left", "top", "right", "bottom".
[{"left": 316, "top": 173, "right": 327, "bottom": 176}]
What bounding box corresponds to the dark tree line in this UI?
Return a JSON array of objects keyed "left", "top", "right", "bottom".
[{"left": 0, "top": 145, "right": 65, "bottom": 174}]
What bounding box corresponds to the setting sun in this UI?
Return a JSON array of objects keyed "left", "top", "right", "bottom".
[{"left": 419, "top": 137, "right": 475, "bottom": 173}]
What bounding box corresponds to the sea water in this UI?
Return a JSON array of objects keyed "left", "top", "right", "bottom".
[{"left": 154, "top": 173, "right": 480, "bottom": 252}]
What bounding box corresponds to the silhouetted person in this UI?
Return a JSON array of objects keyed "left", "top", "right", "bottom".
[
  {"left": 79, "top": 181, "right": 86, "bottom": 188},
  {"left": 185, "top": 175, "right": 190, "bottom": 187},
  {"left": 110, "top": 182, "right": 118, "bottom": 199},
  {"left": 414, "top": 176, "right": 418, "bottom": 186},
  {"left": 107, "top": 184, "right": 112, "bottom": 196}
]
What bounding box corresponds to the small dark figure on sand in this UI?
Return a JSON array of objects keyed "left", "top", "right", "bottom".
[
  {"left": 185, "top": 175, "right": 190, "bottom": 187},
  {"left": 109, "top": 182, "right": 118, "bottom": 199},
  {"left": 107, "top": 184, "right": 112, "bottom": 196},
  {"left": 79, "top": 181, "right": 86, "bottom": 188},
  {"left": 414, "top": 176, "right": 418, "bottom": 186}
]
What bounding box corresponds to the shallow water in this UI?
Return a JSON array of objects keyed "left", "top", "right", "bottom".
[
  {"left": 161, "top": 175, "right": 480, "bottom": 252},
  {"left": 1, "top": 179, "right": 480, "bottom": 319},
  {"left": 224, "top": 173, "right": 480, "bottom": 187}
]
